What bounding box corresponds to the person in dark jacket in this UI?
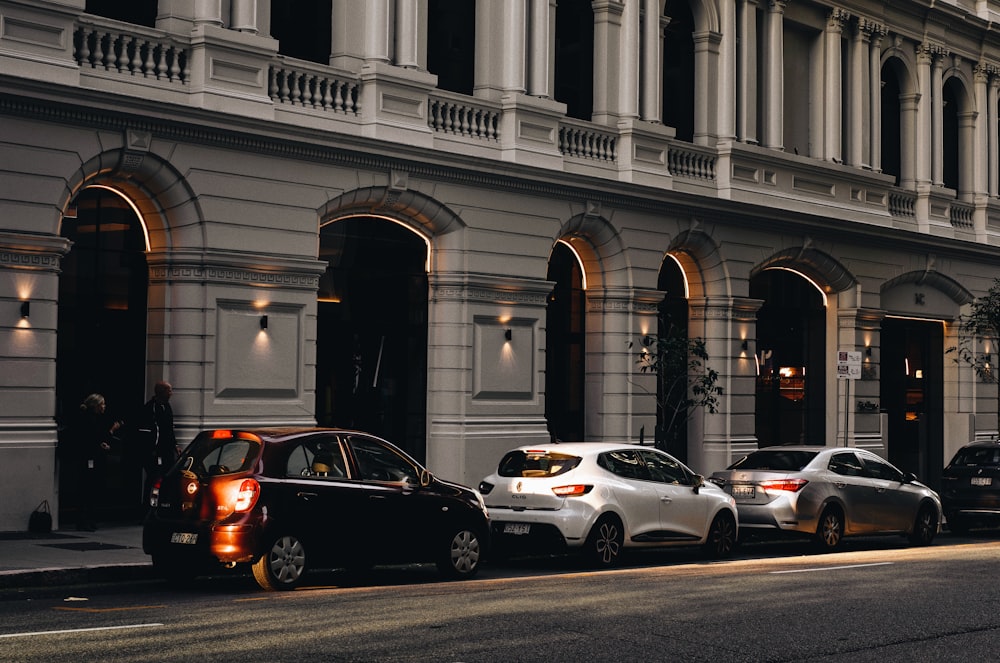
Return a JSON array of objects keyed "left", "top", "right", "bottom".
[
  {"left": 71, "top": 393, "right": 120, "bottom": 531},
  {"left": 134, "top": 381, "right": 177, "bottom": 500}
]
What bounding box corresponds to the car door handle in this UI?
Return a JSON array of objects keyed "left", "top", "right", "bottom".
[
  {"left": 875, "top": 487, "right": 887, "bottom": 493},
  {"left": 834, "top": 482, "right": 846, "bottom": 488},
  {"left": 297, "top": 491, "right": 318, "bottom": 499},
  {"left": 660, "top": 496, "right": 673, "bottom": 503}
]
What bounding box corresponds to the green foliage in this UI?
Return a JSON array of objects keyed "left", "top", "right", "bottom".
[
  {"left": 629, "top": 322, "right": 723, "bottom": 451},
  {"left": 949, "top": 278, "right": 1000, "bottom": 385}
]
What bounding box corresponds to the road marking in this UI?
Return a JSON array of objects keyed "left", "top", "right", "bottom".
[
  {"left": 0, "top": 623, "right": 164, "bottom": 639},
  {"left": 770, "top": 562, "right": 894, "bottom": 574},
  {"left": 54, "top": 605, "right": 166, "bottom": 613}
]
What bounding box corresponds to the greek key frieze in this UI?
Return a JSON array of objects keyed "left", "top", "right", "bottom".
[
  {"left": 0, "top": 251, "right": 61, "bottom": 271},
  {"left": 149, "top": 266, "right": 319, "bottom": 289},
  {"left": 433, "top": 286, "right": 547, "bottom": 306}
]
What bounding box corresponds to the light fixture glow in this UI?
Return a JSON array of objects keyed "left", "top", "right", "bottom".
[
  {"left": 554, "top": 239, "right": 588, "bottom": 290},
  {"left": 81, "top": 184, "right": 151, "bottom": 252},
  {"left": 20, "top": 301, "right": 30, "bottom": 318}
]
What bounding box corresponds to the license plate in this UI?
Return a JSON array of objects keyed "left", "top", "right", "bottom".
[
  {"left": 503, "top": 523, "right": 531, "bottom": 535},
  {"left": 971, "top": 477, "right": 993, "bottom": 486},
  {"left": 731, "top": 485, "right": 756, "bottom": 498},
  {"left": 170, "top": 532, "right": 198, "bottom": 545}
]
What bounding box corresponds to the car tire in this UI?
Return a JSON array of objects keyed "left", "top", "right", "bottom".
[
  {"left": 702, "top": 511, "right": 737, "bottom": 559},
  {"left": 252, "top": 534, "right": 307, "bottom": 591},
  {"left": 584, "top": 514, "right": 624, "bottom": 568},
  {"left": 814, "top": 506, "right": 844, "bottom": 551},
  {"left": 909, "top": 503, "right": 938, "bottom": 546},
  {"left": 436, "top": 527, "right": 482, "bottom": 579}
]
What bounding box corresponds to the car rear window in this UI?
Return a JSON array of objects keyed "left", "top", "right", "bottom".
[
  {"left": 950, "top": 446, "right": 1000, "bottom": 467},
  {"left": 497, "top": 450, "right": 582, "bottom": 478},
  {"left": 728, "top": 450, "right": 818, "bottom": 471},
  {"left": 179, "top": 431, "right": 262, "bottom": 477}
]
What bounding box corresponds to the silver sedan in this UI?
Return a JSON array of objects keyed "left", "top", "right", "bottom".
[{"left": 709, "top": 446, "right": 941, "bottom": 550}]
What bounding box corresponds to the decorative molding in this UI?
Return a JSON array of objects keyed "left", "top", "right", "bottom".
[
  {"left": 149, "top": 265, "right": 320, "bottom": 289},
  {"left": 433, "top": 285, "right": 548, "bottom": 306},
  {"left": 0, "top": 250, "right": 62, "bottom": 271}
]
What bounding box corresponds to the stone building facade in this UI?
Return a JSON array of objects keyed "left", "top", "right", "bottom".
[{"left": 1, "top": 0, "right": 999, "bottom": 530}]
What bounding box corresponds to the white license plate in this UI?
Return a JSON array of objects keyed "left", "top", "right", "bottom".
[
  {"left": 731, "top": 485, "right": 756, "bottom": 498},
  {"left": 503, "top": 523, "right": 531, "bottom": 535},
  {"left": 971, "top": 477, "right": 993, "bottom": 486},
  {"left": 170, "top": 532, "right": 198, "bottom": 545}
]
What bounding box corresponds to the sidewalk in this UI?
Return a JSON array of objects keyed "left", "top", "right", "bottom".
[{"left": 0, "top": 524, "right": 154, "bottom": 590}]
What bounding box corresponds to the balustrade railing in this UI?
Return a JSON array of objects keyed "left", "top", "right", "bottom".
[
  {"left": 428, "top": 95, "right": 500, "bottom": 140},
  {"left": 74, "top": 18, "right": 190, "bottom": 84},
  {"left": 888, "top": 190, "right": 916, "bottom": 219},
  {"left": 950, "top": 201, "right": 974, "bottom": 228},
  {"left": 667, "top": 143, "right": 716, "bottom": 180},
  {"left": 268, "top": 61, "right": 360, "bottom": 115},
  {"left": 558, "top": 121, "right": 617, "bottom": 161}
]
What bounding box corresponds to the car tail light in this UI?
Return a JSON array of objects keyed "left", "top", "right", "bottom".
[
  {"left": 760, "top": 479, "right": 808, "bottom": 492},
  {"left": 234, "top": 478, "right": 260, "bottom": 512},
  {"left": 478, "top": 480, "right": 494, "bottom": 495},
  {"left": 552, "top": 484, "right": 592, "bottom": 497},
  {"left": 149, "top": 478, "right": 162, "bottom": 507}
]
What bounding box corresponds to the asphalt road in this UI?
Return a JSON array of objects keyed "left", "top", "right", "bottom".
[{"left": 1, "top": 534, "right": 998, "bottom": 662}]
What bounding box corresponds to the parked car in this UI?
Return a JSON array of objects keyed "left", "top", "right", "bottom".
[
  {"left": 143, "top": 427, "right": 490, "bottom": 590},
  {"left": 478, "top": 442, "right": 738, "bottom": 567},
  {"left": 708, "top": 446, "right": 941, "bottom": 550},
  {"left": 941, "top": 440, "right": 1000, "bottom": 533}
]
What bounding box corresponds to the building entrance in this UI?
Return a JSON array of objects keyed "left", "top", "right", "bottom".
[
  {"left": 56, "top": 186, "right": 149, "bottom": 524},
  {"left": 880, "top": 318, "right": 944, "bottom": 489},
  {"left": 316, "top": 218, "right": 428, "bottom": 462}
]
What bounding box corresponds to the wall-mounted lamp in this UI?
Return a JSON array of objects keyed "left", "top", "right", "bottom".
[
  {"left": 504, "top": 328, "right": 512, "bottom": 341},
  {"left": 741, "top": 339, "right": 749, "bottom": 351},
  {"left": 865, "top": 346, "right": 872, "bottom": 357},
  {"left": 260, "top": 314, "right": 268, "bottom": 330},
  {"left": 20, "top": 301, "right": 30, "bottom": 318}
]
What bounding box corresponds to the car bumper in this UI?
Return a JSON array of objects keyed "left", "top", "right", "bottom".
[
  {"left": 733, "top": 502, "right": 818, "bottom": 535},
  {"left": 486, "top": 501, "right": 597, "bottom": 550},
  {"left": 143, "top": 514, "right": 259, "bottom": 564}
]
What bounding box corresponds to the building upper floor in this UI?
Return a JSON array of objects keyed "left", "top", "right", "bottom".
[{"left": 5, "top": 0, "right": 1000, "bottom": 244}]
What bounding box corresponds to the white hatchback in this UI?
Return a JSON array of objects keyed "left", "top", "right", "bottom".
[{"left": 479, "top": 442, "right": 738, "bottom": 567}]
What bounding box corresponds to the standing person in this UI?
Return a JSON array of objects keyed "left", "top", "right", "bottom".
[
  {"left": 72, "top": 393, "right": 120, "bottom": 531},
  {"left": 135, "top": 381, "right": 177, "bottom": 501}
]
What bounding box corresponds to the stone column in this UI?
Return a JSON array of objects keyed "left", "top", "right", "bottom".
[
  {"left": 761, "top": 0, "right": 786, "bottom": 150},
  {"left": 836, "top": 306, "right": 886, "bottom": 452},
  {"left": 592, "top": 0, "right": 625, "bottom": 123},
  {"left": 230, "top": 0, "right": 258, "bottom": 33},
  {"left": 365, "top": 0, "right": 392, "bottom": 64},
  {"left": 846, "top": 18, "right": 869, "bottom": 168},
  {"left": 716, "top": 0, "right": 737, "bottom": 142},
  {"left": 473, "top": 0, "right": 526, "bottom": 99},
  {"left": 823, "top": 8, "right": 848, "bottom": 163},
  {"left": 395, "top": 0, "right": 420, "bottom": 69},
  {"left": 619, "top": 0, "right": 640, "bottom": 120},
  {"left": 915, "top": 43, "right": 934, "bottom": 189},
  {"left": 931, "top": 47, "right": 945, "bottom": 187},
  {"left": 868, "top": 25, "right": 886, "bottom": 173},
  {"left": 736, "top": 0, "right": 758, "bottom": 144},
  {"left": 974, "top": 64, "right": 991, "bottom": 198},
  {"left": 990, "top": 76, "right": 1000, "bottom": 198},
  {"left": 640, "top": 0, "right": 662, "bottom": 121},
  {"left": 527, "top": 0, "right": 555, "bottom": 97}
]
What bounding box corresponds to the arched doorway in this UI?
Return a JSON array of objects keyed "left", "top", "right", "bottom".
[
  {"left": 657, "top": 256, "right": 690, "bottom": 461},
  {"left": 57, "top": 185, "right": 149, "bottom": 524},
  {"left": 546, "top": 242, "right": 586, "bottom": 441},
  {"left": 316, "top": 217, "right": 428, "bottom": 461},
  {"left": 751, "top": 269, "right": 826, "bottom": 446}
]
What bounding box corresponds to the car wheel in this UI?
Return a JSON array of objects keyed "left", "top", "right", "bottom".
[
  {"left": 909, "top": 503, "right": 938, "bottom": 546},
  {"left": 585, "top": 514, "right": 624, "bottom": 568},
  {"left": 815, "top": 506, "right": 844, "bottom": 551},
  {"left": 436, "top": 527, "right": 482, "bottom": 579},
  {"left": 252, "top": 534, "right": 307, "bottom": 591},
  {"left": 702, "top": 512, "right": 737, "bottom": 559},
  {"left": 947, "top": 515, "right": 969, "bottom": 535}
]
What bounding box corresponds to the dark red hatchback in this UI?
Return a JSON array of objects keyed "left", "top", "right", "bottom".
[{"left": 143, "top": 427, "right": 490, "bottom": 590}]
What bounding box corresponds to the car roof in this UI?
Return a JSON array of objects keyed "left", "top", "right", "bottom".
[
  {"left": 956, "top": 440, "right": 1000, "bottom": 450},
  {"left": 198, "top": 427, "right": 377, "bottom": 443},
  {"left": 505, "top": 442, "right": 659, "bottom": 456}
]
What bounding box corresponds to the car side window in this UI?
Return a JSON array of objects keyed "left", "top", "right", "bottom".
[
  {"left": 597, "top": 450, "right": 650, "bottom": 481},
  {"left": 286, "top": 436, "right": 347, "bottom": 478},
  {"left": 638, "top": 450, "right": 688, "bottom": 484},
  {"left": 860, "top": 455, "right": 904, "bottom": 482},
  {"left": 828, "top": 452, "right": 864, "bottom": 477},
  {"left": 348, "top": 435, "right": 419, "bottom": 484}
]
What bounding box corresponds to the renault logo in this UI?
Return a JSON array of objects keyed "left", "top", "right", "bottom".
[{"left": 516, "top": 481, "right": 523, "bottom": 492}]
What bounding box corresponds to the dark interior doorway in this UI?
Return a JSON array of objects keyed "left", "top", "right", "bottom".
[
  {"left": 316, "top": 218, "right": 428, "bottom": 461},
  {"left": 57, "top": 186, "right": 149, "bottom": 524},
  {"left": 880, "top": 317, "right": 944, "bottom": 489},
  {"left": 656, "top": 257, "right": 689, "bottom": 461},
  {"left": 751, "top": 269, "right": 826, "bottom": 446},
  {"left": 546, "top": 243, "right": 586, "bottom": 442}
]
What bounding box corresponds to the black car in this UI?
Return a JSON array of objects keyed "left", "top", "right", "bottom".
[
  {"left": 143, "top": 427, "right": 490, "bottom": 590},
  {"left": 941, "top": 440, "right": 1000, "bottom": 533}
]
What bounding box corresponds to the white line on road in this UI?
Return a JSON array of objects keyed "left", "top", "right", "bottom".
[
  {"left": 770, "top": 562, "right": 894, "bottom": 574},
  {"left": 0, "top": 623, "right": 164, "bottom": 639}
]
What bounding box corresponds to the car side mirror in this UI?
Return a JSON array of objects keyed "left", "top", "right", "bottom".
[
  {"left": 692, "top": 474, "right": 705, "bottom": 494},
  {"left": 903, "top": 472, "right": 918, "bottom": 484},
  {"left": 419, "top": 469, "right": 433, "bottom": 488}
]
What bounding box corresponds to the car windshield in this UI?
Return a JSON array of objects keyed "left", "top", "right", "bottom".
[
  {"left": 497, "top": 451, "right": 582, "bottom": 478},
  {"left": 950, "top": 446, "right": 1000, "bottom": 467},
  {"left": 178, "top": 432, "right": 262, "bottom": 477},
  {"left": 728, "top": 449, "right": 818, "bottom": 471}
]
